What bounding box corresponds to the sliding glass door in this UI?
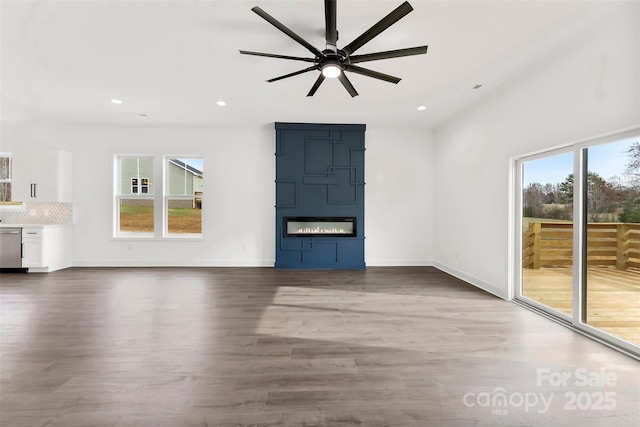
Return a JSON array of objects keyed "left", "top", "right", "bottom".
[
  {"left": 584, "top": 139, "right": 640, "bottom": 346},
  {"left": 520, "top": 151, "right": 574, "bottom": 318},
  {"left": 516, "top": 132, "right": 640, "bottom": 354}
]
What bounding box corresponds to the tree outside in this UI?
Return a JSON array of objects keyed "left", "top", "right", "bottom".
[{"left": 523, "top": 139, "right": 640, "bottom": 224}]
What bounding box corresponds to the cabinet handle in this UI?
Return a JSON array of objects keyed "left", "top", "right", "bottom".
[
  {"left": 30, "top": 184, "right": 33, "bottom": 198},
  {"left": 21, "top": 243, "right": 24, "bottom": 258},
  {"left": 33, "top": 183, "right": 37, "bottom": 198}
]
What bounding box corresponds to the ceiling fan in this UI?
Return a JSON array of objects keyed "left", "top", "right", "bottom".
[{"left": 239, "top": 0, "right": 428, "bottom": 97}]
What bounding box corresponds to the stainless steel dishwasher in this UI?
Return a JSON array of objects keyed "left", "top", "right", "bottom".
[{"left": 0, "top": 227, "right": 23, "bottom": 268}]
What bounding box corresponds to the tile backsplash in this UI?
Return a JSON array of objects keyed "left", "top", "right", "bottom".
[{"left": 1, "top": 202, "right": 73, "bottom": 224}]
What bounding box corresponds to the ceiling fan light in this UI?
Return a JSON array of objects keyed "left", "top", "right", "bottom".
[{"left": 321, "top": 63, "right": 341, "bottom": 78}]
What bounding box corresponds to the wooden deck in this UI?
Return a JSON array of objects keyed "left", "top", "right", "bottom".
[{"left": 522, "top": 267, "right": 640, "bottom": 344}]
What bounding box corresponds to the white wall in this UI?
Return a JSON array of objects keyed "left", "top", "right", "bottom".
[
  {"left": 365, "top": 127, "right": 434, "bottom": 266},
  {"left": 0, "top": 122, "right": 434, "bottom": 267},
  {"left": 432, "top": 3, "right": 640, "bottom": 298},
  {"left": 10, "top": 3, "right": 635, "bottom": 274}
]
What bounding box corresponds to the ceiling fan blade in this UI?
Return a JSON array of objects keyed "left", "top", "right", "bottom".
[
  {"left": 307, "top": 74, "right": 326, "bottom": 97},
  {"left": 239, "top": 50, "right": 316, "bottom": 63},
  {"left": 325, "top": 0, "right": 338, "bottom": 47},
  {"left": 267, "top": 66, "right": 318, "bottom": 83},
  {"left": 345, "top": 65, "right": 401, "bottom": 84},
  {"left": 251, "top": 6, "right": 324, "bottom": 58},
  {"left": 338, "top": 73, "right": 359, "bottom": 97},
  {"left": 342, "top": 1, "right": 414, "bottom": 56},
  {"left": 349, "top": 46, "right": 428, "bottom": 64}
]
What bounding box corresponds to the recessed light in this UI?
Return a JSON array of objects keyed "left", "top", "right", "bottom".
[
  {"left": 110, "top": 99, "right": 123, "bottom": 104},
  {"left": 417, "top": 105, "right": 426, "bottom": 111},
  {"left": 216, "top": 100, "right": 226, "bottom": 107}
]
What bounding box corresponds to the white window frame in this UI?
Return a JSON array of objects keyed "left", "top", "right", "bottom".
[
  {"left": 113, "top": 154, "right": 204, "bottom": 240},
  {"left": 0, "top": 153, "right": 13, "bottom": 202},
  {"left": 163, "top": 156, "right": 204, "bottom": 238},
  {"left": 114, "top": 155, "right": 155, "bottom": 238}
]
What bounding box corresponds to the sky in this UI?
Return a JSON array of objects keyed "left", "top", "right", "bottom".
[
  {"left": 523, "top": 137, "right": 638, "bottom": 186},
  {"left": 176, "top": 158, "right": 203, "bottom": 173}
]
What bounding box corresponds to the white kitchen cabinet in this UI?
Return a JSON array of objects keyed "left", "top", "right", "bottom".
[
  {"left": 21, "top": 228, "right": 43, "bottom": 268},
  {"left": 12, "top": 150, "right": 73, "bottom": 202},
  {"left": 21, "top": 225, "right": 72, "bottom": 272}
]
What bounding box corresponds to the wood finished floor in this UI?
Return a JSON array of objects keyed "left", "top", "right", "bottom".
[{"left": 1, "top": 267, "right": 638, "bottom": 427}]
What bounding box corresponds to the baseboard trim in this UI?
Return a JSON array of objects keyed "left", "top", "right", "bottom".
[
  {"left": 433, "top": 261, "right": 507, "bottom": 300},
  {"left": 72, "top": 260, "right": 275, "bottom": 267},
  {"left": 365, "top": 259, "right": 433, "bottom": 267}
]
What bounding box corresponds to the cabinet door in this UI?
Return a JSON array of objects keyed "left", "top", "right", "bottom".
[
  {"left": 10, "top": 150, "right": 72, "bottom": 203},
  {"left": 10, "top": 151, "right": 33, "bottom": 202},
  {"left": 22, "top": 238, "right": 44, "bottom": 268},
  {"left": 31, "top": 151, "right": 59, "bottom": 201}
]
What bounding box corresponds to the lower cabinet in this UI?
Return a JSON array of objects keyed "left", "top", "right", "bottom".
[
  {"left": 22, "top": 225, "right": 72, "bottom": 272},
  {"left": 21, "top": 229, "right": 43, "bottom": 268}
]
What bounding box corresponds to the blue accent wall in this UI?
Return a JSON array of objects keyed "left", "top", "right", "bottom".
[{"left": 275, "top": 122, "right": 366, "bottom": 269}]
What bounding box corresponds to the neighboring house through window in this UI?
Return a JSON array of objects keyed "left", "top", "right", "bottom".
[
  {"left": 114, "top": 155, "right": 203, "bottom": 238},
  {"left": 166, "top": 157, "right": 203, "bottom": 235},
  {"left": 116, "top": 156, "right": 154, "bottom": 236}
]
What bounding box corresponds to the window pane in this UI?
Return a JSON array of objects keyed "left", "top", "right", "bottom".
[
  {"left": 521, "top": 152, "right": 574, "bottom": 316},
  {"left": 166, "top": 158, "right": 203, "bottom": 235},
  {"left": 167, "top": 158, "right": 203, "bottom": 195},
  {"left": 0, "top": 156, "right": 11, "bottom": 180},
  {"left": 585, "top": 138, "right": 640, "bottom": 346},
  {"left": 0, "top": 183, "right": 11, "bottom": 202},
  {"left": 167, "top": 197, "right": 202, "bottom": 234},
  {"left": 121, "top": 157, "right": 153, "bottom": 195},
  {"left": 117, "top": 156, "right": 154, "bottom": 235},
  {"left": 119, "top": 197, "right": 154, "bottom": 233}
]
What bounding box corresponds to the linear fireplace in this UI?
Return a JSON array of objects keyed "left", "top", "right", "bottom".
[
  {"left": 284, "top": 217, "right": 356, "bottom": 237},
  {"left": 275, "top": 122, "right": 365, "bottom": 269}
]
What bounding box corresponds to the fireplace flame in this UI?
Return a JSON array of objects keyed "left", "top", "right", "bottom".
[{"left": 296, "top": 227, "right": 349, "bottom": 234}]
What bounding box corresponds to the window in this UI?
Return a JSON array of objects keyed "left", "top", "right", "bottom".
[
  {"left": 165, "top": 157, "right": 203, "bottom": 235},
  {"left": 131, "top": 177, "right": 150, "bottom": 194},
  {"left": 115, "top": 156, "right": 154, "bottom": 236},
  {"left": 0, "top": 155, "right": 12, "bottom": 202},
  {"left": 114, "top": 155, "right": 204, "bottom": 238}
]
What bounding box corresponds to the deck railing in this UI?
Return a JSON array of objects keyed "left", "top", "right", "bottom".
[{"left": 523, "top": 222, "right": 640, "bottom": 270}]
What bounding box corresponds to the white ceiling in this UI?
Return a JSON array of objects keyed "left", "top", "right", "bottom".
[{"left": 0, "top": 0, "right": 627, "bottom": 129}]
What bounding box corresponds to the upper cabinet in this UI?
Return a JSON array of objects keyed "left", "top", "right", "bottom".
[{"left": 12, "top": 150, "right": 73, "bottom": 203}]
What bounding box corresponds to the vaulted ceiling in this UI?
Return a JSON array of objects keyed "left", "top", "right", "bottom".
[{"left": 0, "top": 0, "right": 625, "bottom": 129}]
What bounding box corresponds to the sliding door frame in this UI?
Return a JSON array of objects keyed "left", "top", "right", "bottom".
[
  {"left": 511, "top": 126, "right": 640, "bottom": 358},
  {"left": 513, "top": 145, "right": 574, "bottom": 323}
]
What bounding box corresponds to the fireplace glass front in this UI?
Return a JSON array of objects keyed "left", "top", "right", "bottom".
[{"left": 285, "top": 217, "right": 356, "bottom": 237}]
